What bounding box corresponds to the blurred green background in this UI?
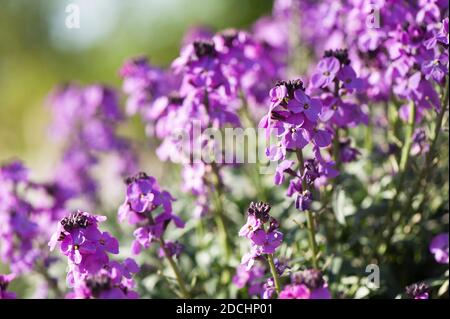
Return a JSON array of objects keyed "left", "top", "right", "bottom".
[{"left": 0, "top": 0, "right": 272, "bottom": 175}]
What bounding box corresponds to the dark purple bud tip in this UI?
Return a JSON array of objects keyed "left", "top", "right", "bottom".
[
  {"left": 220, "top": 29, "right": 239, "bottom": 47},
  {"left": 193, "top": 40, "right": 216, "bottom": 58},
  {"left": 60, "top": 211, "right": 91, "bottom": 232},
  {"left": 275, "top": 79, "right": 305, "bottom": 98},
  {"left": 405, "top": 282, "right": 429, "bottom": 299},
  {"left": 248, "top": 201, "right": 272, "bottom": 222},
  {"left": 324, "top": 48, "right": 350, "bottom": 65},
  {"left": 86, "top": 274, "right": 113, "bottom": 298},
  {"left": 0, "top": 279, "right": 10, "bottom": 291},
  {"left": 268, "top": 217, "right": 280, "bottom": 232},
  {"left": 125, "top": 172, "right": 149, "bottom": 185},
  {"left": 168, "top": 93, "right": 184, "bottom": 105}
]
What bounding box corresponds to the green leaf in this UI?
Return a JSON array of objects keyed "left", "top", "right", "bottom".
[{"left": 332, "top": 186, "right": 357, "bottom": 225}]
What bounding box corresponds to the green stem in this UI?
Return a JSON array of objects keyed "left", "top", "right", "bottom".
[
  {"left": 374, "top": 102, "right": 416, "bottom": 259},
  {"left": 159, "top": 237, "right": 191, "bottom": 299},
  {"left": 333, "top": 127, "right": 342, "bottom": 174},
  {"left": 296, "top": 149, "right": 319, "bottom": 269},
  {"left": 397, "top": 78, "right": 449, "bottom": 228},
  {"left": 203, "top": 89, "right": 232, "bottom": 261},
  {"left": 386, "top": 102, "right": 416, "bottom": 224},
  {"left": 305, "top": 211, "right": 319, "bottom": 269},
  {"left": 211, "top": 163, "right": 232, "bottom": 260},
  {"left": 147, "top": 213, "right": 190, "bottom": 298},
  {"left": 267, "top": 254, "right": 282, "bottom": 295}
]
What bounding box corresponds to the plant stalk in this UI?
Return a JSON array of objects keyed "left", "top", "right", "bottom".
[
  {"left": 296, "top": 149, "right": 319, "bottom": 269},
  {"left": 267, "top": 254, "right": 282, "bottom": 295}
]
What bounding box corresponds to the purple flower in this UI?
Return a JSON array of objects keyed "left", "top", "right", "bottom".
[
  {"left": 282, "top": 269, "right": 332, "bottom": 299},
  {"left": 340, "top": 138, "right": 361, "bottom": 163},
  {"left": 274, "top": 160, "right": 295, "bottom": 185},
  {"left": 337, "top": 65, "right": 363, "bottom": 92},
  {"left": 279, "top": 284, "right": 310, "bottom": 299},
  {"left": 120, "top": 57, "right": 165, "bottom": 116},
  {"left": 411, "top": 128, "right": 430, "bottom": 156},
  {"left": 119, "top": 172, "right": 175, "bottom": 224},
  {"left": 159, "top": 241, "right": 184, "bottom": 258},
  {"left": 49, "top": 211, "right": 117, "bottom": 284},
  {"left": 50, "top": 211, "right": 139, "bottom": 298},
  {"left": 0, "top": 161, "right": 61, "bottom": 274},
  {"left": 232, "top": 262, "right": 266, "bottom": 297},
  {"left": 287, "top": 90, "right": 322, "bottom": 122},
  {"left": 429, "top": 233, "right": 449, "bottom": 264},
  {"left": 0, "top": 274, "right": 16, "bottom": 299},
  {"left": 311, "top": 57, "right": 340, "bottom": 88},
  {"left": 269, "top": 84, "right": 288, "bottom": 107},
  {"left": 47, "top": 83, "right": 137, "bottom": 205},
  {"left": 239, "top": 214, "right": 262, "bottom": 239},
  {"left": 250, "top": 229, "right": 283, "bottom": 254},
  {"left": 262, "top": 278, "right": 276, "bottom": 299},
  {"left": 0, "top": 161, "right": 28, "bottom": 182},
  {"left": 126, "top": 175, "right": 157, "bottom": 213},
  {"left": 421, "top": 53, "right": 448, "bottom": 82},
  {"left": 406, "top": 282, "right": 429, "bottom": 299},
  {"left": 118, "top": 172, "right": 184, "bottom": 256},
  {"left": 239, "top": 202, "right": 283, "bottom": 270},
  {"left": 67, "top": 260, "right": 139, "bottom": 299},
  {"left": 295, "top": 190, "right": 312, "bottom": 212}
]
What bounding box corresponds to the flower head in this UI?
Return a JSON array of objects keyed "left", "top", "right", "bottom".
[
  {"left": 429, "top": 233, "right": 449, "bottom": 264},
  {"left": 0, "top": 274, "right": 16, "bottom": 299},
  {"left": 406, "top": 282, "right": 430, "bottom": 299}
]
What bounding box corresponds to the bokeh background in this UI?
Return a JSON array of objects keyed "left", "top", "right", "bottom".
[
  {"left": 0, "top": 0, "right": 272, "bottom": 174},
  {"left": 0, "top": 0, "right": 275, "bottom": 296}
]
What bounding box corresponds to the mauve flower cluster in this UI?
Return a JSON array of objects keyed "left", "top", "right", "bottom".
[
  {"left": 259, "top": 79, "right": 340, "bottom": 211},
  {"left": 278, "top": 0, "right": 449, "bottom": 122},
  {"left": 0, "top": 161, "right": 64, "bottom": 274},
  {"left": 118, "top": 172, "right": 185, "bottom": 255},
  {"left": 232, "top": 263, "right": 266, "bottom": 297},
  {"left": 0, "top": 273, "right": 16, "bottom": 299},
  {"left": 279, "top": 269, "right": 331, "bottom": 299},
  {"left": 239, "top": 202, "right": 283, "bottom": 270},
  {"left": 233, "top": 258, "right": 287, "bottom": 299},
  {"left": 49, "top": 210, "right": 139, "bottom": 299},
  {"left": 406, "top": 282, "right": 430, "bottom": 300},
  {"left": 48, "top": 84, "right": 137, "bottom": 204},
  {"left": 310, "top": 49, "right": 367, "bottom": 129},
  {"left": 120, "top": 28, "right": 283, "bottom": 217}
]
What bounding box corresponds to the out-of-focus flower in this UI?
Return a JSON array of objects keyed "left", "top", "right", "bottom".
[
  {"left": 50, "top": 211, "right": 139, "bottom": 298},
  {"left": 429, "top": 233, "right": 449, "bottom": 264},
  {"left": 280, "top": 269, "right": 331, "bottom": 299},
  {"left": 0, "top": 274, "right": 17, "bottom": 299},
  {"left": 118, "top": 172, "right": 184, "bottom": 255},
  {"left": 406, "top": 282, "right": 430, "bottom": 299}
]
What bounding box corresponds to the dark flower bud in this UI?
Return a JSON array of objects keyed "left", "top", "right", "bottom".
[
  {"left": 85, "top": 274, "right": 113, "bottom": 298},
  {"left": 220, "top": 29, "right": 239, "bottom": 47},
  {"left": 60, "top": 211, "right": 90, "bottom": 232},
  {"left": 248, "top": 201, "right": 271, "bottom": 223},
  {"left": 168, "top": 93, "right": 185, "bottom": 105},
  {"left": 193, "top": 40, "right": 216, "bottom": 58},
  {"left": 125, "top": 172, "right": 149, "bottom": 185},
  {"left": 406, "top": 282, "right": 429, "bottom": 299},
  {"left": 324, "top": 49, "right": 350, "bottom": 65},
  {"left": 268, "top": 217, "right": 280, "bottom": 232},
  {"left": 275, "top": 79, "right": 305, "bottom": 99}
]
